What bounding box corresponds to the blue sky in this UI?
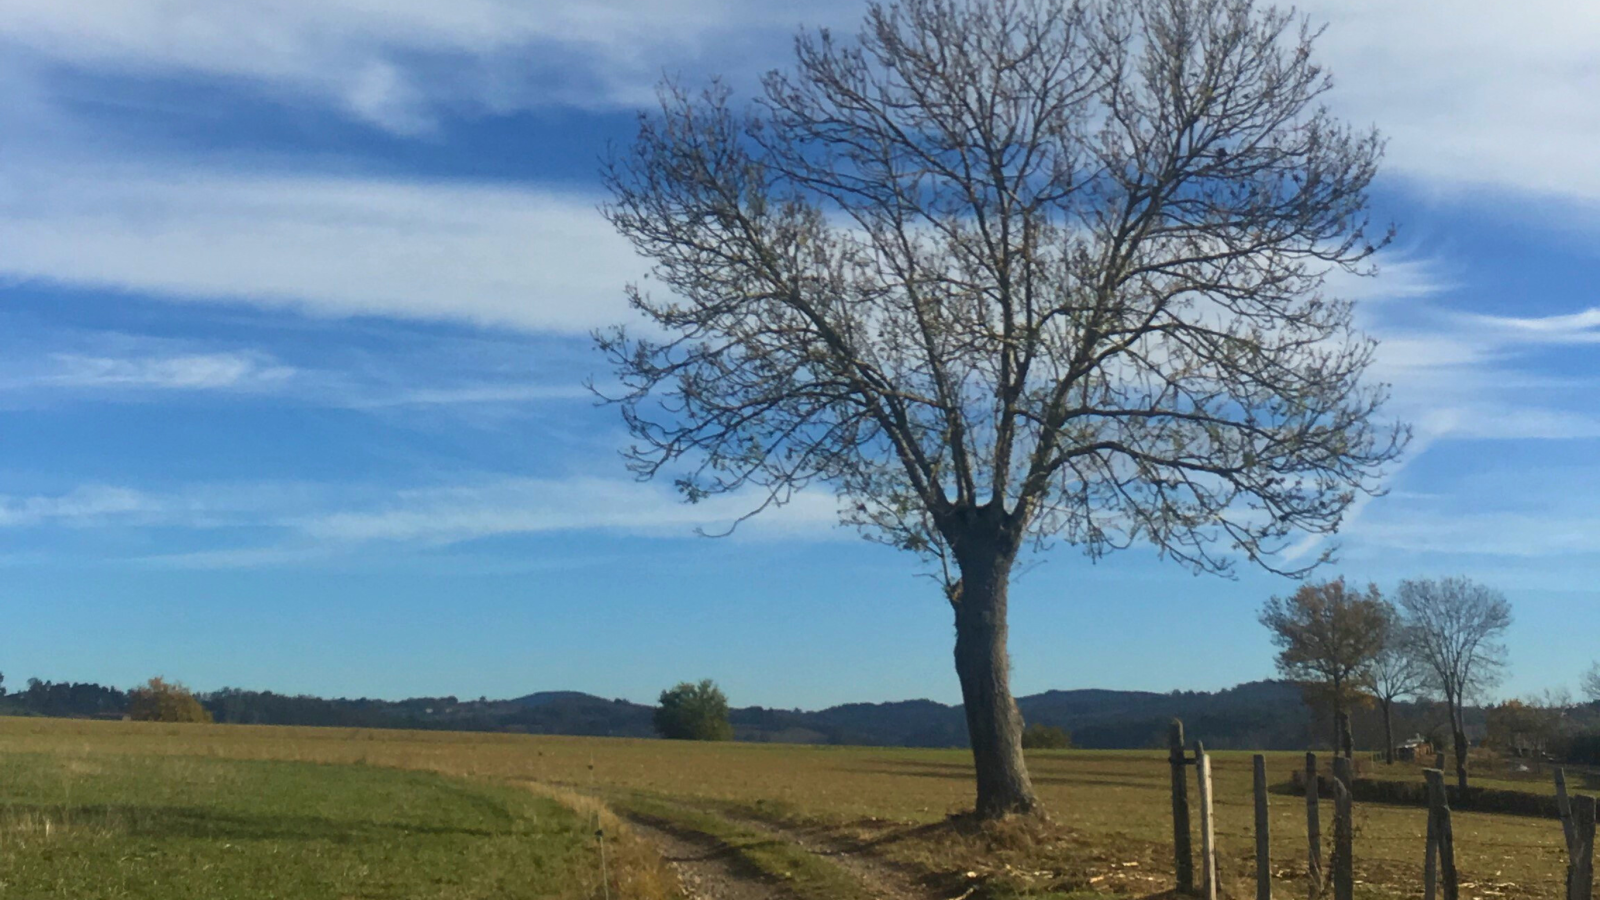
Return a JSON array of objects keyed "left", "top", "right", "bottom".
[{"left": 1, "top": 0, "right": 1597, "bottom": 709}]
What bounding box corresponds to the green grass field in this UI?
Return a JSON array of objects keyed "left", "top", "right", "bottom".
[
  {"left": 0, "top": 750, "right": 622, "bottom": 899},
  {"left": 0, "top": 718, "right": 1578, "bottom": 899}
]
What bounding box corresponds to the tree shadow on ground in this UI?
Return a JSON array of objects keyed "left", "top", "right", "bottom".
[
  {"left": 818, "top": 812, "right": 1178, "bottom": 899},
  {"left": 851, "top": 759, "right": 1158, "bottom": 791},
  {"left": 617, "top": 812, "right": 791, "bottom": 889}
]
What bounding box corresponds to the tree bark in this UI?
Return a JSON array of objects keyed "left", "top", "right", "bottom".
[
  {"left": 950, "top": 523, "right": 1038, "bottom": 819},
  {"left": 1381, "top": 699, "right": 1395, "bottom": 764},
  {"left": 1447, "top": 694, "right": 1468, "bottom": 792}
]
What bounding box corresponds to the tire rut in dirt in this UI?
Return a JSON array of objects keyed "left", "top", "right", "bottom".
[
  {"left": 622, "top": 815, "right": 796, "bottom": 900},
  {"left": 718, "top": 813, "right": 946, "bottom": 900}
]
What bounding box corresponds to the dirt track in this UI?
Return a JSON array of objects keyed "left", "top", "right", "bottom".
[{"left": 622, "top": 810, "right": 948, "bottom": 900}]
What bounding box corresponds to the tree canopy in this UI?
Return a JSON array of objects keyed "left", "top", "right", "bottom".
[
  {"left": 1259, "top": 578, "right": 1390, "bottom": 750},
  {"left": 654, "top": 679, "right": 734, "bottom": 741},
  {"left": 128, "top": 677, "right": 214, "bottom": 724}
]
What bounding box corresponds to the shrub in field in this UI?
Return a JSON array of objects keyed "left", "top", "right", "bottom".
[
  {"left": 128, "top": 677, "right": 213, "bottom": 723},
  {"left": 654, "top": 679, "right": 732, "bottom": 741},
  {"left": 1020, "top": 724, "right": 1072, "bottom": 750}
]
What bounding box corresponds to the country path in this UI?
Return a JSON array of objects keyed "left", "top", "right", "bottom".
[{"left": 618, "top": 805, "right": 950, "bottom": 900}]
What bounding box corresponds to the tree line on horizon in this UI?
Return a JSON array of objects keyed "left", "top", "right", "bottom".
[
  {"left": 11, "top": 664, "right": 1600, "bottom": 762},
  {"left": 0, "top": 674, "right": 211, "bottom": 723}
]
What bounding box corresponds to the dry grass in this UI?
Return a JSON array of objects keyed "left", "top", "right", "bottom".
[
  {"left": 523, "top": 783, "right": 686, "bottom": 900},
  {"left": 0, "top": 719, "right": 1573, "bottom": 898}
]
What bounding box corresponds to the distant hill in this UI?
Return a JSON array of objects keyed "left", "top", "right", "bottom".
[
  {"left": 3, "top": 676, "right": 1455, "bottom": 752},
  {"left": 719, "top": 680, "right": 1317, "bottom": 750}
]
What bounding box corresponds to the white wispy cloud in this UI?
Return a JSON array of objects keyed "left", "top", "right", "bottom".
[
  {"left": 5, "top": 0, "right": 1600, "bottom": 203},
  {"left": 339, "top": 383, "right": 593, "bottom": 408},
  {"left": 1280, "top": 256, "right": 1600, "bottom": 562},
  {"left": 1458, "top": 308, "right": 1600, "bottom": 344},
  {"left": 0, "top": 476, "right": 844, "bottom": 566},
  {"left": 0, "top": 0, "right": 858, "bottom": 131},
  {"left": 44, "top": 351, "right": 294, "bottom": 391},
  {"left": 1304, "top": 0, "right": 1600, "bottom": 202},
  {"left": 0, "top": 163, "right": 644, "bottom": 333},
  {"left": 1366, "top": 301, "right": 1600, "bottom": 442},
  {"left": 0, "top": 485, "right": 164, "bottom": 527},
  {"left": 298, "top": 477, "right": 841, "bottom": 544},
  {"left": 0, "top": 325, "right": 600, "bottom": 412}
]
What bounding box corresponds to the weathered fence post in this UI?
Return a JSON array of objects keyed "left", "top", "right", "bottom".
[
  {"left": 1254, "top": 754, "right": 1271, "bottom": 900},
  {"left": 1331, "top": 774, "right": 1353, "bottom": 900},
  {"left": 1425, "top": 769, "right": 1458, "bottom": 900},
  {"left": 1559, "top": 768, "right": 1578, "bottom": 855},
  {"left": 1424, "top": 794, "right": 1438, "bottom": 900},
  {"left": 1331, "top": 755, "right": 1352, "bottom": 791},
  {"left": 1570, "top": 794, "right": 1596, "bottom": 900},
  {"left": 1197, "top": 743, "right": 1218, "bottom": 900},
  {"left": 1305, "top": 752, "right": 1321, "bottom": 899},
  {"left": 1171, "top": 721, "right": 1194, "bottom": 895}
]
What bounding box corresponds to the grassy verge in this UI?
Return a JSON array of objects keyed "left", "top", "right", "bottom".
[{"left": 0, "top": 751, "right": 627, "bottom": 900}]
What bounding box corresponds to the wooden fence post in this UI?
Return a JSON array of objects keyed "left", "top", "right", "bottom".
[
  {"left": 1306, "top": 752, "right": 1321, "bottom": 899},
  {"left": 1331, "top": 776, "right": 1353, "bottom": 900},
  {"left": 1171, "top": 721, "right": 1194, "bottom": 895},
  {"left": 1425, "top": 769, "right": 1458, "bottom": 900},
  {"left": 1424, "top": 789, "right": 1438, "bottom": 900},
  {"left": 1255, "top": 754, "right": 1271, "bottom": 900},
  {"left": 1197, "top": 743, "right": 1218, "bottom": 900},
  {"left": 1559, "top": 768, "right": 1578, "bottom": 856},
  {"left": 1332, "top": 756, "right": 1352, "bottom": 791},
  {"left": 1570, "top": 794, "right": 1596, "bottom": 900}
]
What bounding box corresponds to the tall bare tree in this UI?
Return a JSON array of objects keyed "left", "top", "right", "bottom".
[
  {"left": 600, "top": 0, "right": 1404, "bottom": 817},
  {"left": 1582, "top": 663, "right": 1600, "bottom": 703},
  {"left": 1259, "top": 579, "right": 1389, "bottom": 754},
  {"left": 1369, "top": 614, "right": 1428, "bottom": 764},
  {"left": 1398, "top": 576, "right": 1512, "bottom": 792}
]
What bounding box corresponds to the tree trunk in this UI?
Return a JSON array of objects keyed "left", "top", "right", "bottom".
[
  {"left": 951, "top": 525, "right": 1038, "bottom": 819},
  {"left": 1381, "top": 699, "right": 1395, "bottom": 765},
  {"left": 1451, "top": 698, "right": 1469, "bottom": 793}
]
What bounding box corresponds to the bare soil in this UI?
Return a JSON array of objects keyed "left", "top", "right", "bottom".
[{"left": 623, "top": 816, "right": 795, "bottom": 900}]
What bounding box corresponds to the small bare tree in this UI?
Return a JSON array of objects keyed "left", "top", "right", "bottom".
[
  {"left": 1369, "top": 614, "right": 1428, "bottom": 764},
  {"left": 1398, "top": 576, "right": 1512, "bottom": 792},
  {"left": 1259, "top": 579, "right": 1389, "bottom": 754},
  {"left": 600, "top": 0, "right": 1404, "bottom": 817}
]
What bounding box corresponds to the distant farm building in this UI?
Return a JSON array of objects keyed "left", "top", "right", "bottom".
[{"left": 1395, "top": 735, "right": 1432, "bottom": 762}]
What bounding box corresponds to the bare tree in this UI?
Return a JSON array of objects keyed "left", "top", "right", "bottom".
[
  {"left": 1583, "top": 663, "right": 1600, "bottom": 703},
  {"left": 1398, "top": 576, "right": 1512, "bottom": 792},
  {"left": 1369, "top": 613, "right": 1428, "bottom": 764},
  {"left": 1259, "top": 579, "right": 1389, "bottom": 754},
  {"left": 600, "top": 0, "right": 1404, "bottom": 817}
]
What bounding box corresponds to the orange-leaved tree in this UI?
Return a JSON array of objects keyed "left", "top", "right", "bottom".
[{"left": 128, "top": 677, "right": 213, "bottom": 724}]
